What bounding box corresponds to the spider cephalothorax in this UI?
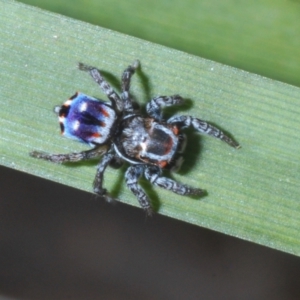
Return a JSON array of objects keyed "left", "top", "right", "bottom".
[{"left": 30, "top": 60, "right": 240, "bottom": 215}]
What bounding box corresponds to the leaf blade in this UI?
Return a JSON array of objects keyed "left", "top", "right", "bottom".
[{"left": 1, "top": 0, "right": 300, "bottom": 255}]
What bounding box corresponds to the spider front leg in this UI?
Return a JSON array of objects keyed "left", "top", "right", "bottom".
[
  {"left": 78, "top": 62, "right": 123, "bottom": 112},
  {"left": 125, "top": 165, "right": 153, "bottom": 215},
  {"left": 146, "top": 95, "right": 183, "bottom": 121},
  {"left": 167, "top": 115, "right": 240, "bottom": 148},
  {"left": 144, "top": 165, "right": 204, "bottom": 196},
  {"left": 30, "top": 145, "right": 108, "bottom": 163},
  {"left": 121, "top": 60, "right": 140, "bottom": 112}
]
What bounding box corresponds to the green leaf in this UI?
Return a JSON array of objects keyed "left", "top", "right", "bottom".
[
  {"left": 18, "top": 0, "right": 300, "bottom": 87},
  {"left": 1, "top": 0, "right": 300, "bottom": 255}
]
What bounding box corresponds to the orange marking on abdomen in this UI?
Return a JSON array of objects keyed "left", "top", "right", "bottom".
[
  {"left": 92, "top": 132, "right": 101, "bottom": 138},
  {"left": 101, "top": 107, "right": 110, "bottom": 118},
  {"left": 158, "top": 161, "right": 168, "bottom": 168}
]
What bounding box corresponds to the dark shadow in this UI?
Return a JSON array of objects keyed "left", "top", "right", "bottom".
[
  {"left": 99, "top": 70, "right": 121, "bottom": 91},
  {"left": 163, "top": 97, "right": 194, "bottom": 119},
  {"left": 208, "top": 121, "right": 241, "bottom": 148},
  {"left": 177, "top": 127, "right": 203, "bottom": 175},
  {"left": 109, "top": 164, "right": 126, "bottom": 198},
  {"left": 136, "top": 63, "right": 152, "bottom": 103},
  {"left": 2, "top": 166, "right": 300, "bottom": 300},
  {"left": 162, "top": 168, "right": 208, "bottom": 201},
  {"left": 139, "top": 177, "right": 161, "bottom": 212}
]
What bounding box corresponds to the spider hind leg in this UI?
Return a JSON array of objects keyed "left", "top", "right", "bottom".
[
  {"left": 125, "top": 165, "right": 153, "bottom": 216},
  {"left": 29, "top": 146, "right": 107, "bottom": 163},
  {"left": 144, "top": 165, "right": 205, "bottom": 196}
]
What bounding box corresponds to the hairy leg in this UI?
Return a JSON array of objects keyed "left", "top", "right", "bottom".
[
  {"left": 29, "top": 146, "right": 107, "bottom": 163},
  {"left": 167, "top": 115, "right": 240, "bottom": 148},
  {"left": 121, "top": 60, "right": 140, "bottom": 112},
  {"left": 146, "top": 95, "right": 183, "bottom": 120},
  {"left": 125, "top": 165, "right": 153, "bottom": 215},
  {"left": 93, "top": 151, "right": 115, "bottom": 199},
  {"left": 144, "top": 165, "right": 204, "bottom": 196},
  {"left": 78, "top": 62, "right": 123, "bottom": 112}
]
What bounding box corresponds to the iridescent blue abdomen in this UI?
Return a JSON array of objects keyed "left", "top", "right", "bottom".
[{"left": 56, "top": 92, "right": 116, "bottom": 146}]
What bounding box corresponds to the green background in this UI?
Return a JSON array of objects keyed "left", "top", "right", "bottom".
[{"left": 19, "top": 0, "right": 300, "bottom": 87}]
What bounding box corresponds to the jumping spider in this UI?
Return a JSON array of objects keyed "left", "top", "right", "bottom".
[{"left": 30, "top": 60, "right": 240, "bottom": 215}]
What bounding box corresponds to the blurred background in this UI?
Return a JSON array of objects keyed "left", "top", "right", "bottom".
[
  {"left": 16, "top": 0, "right": 300, "bottom": 87},
  {"left": 1, "top": 0, "right": 300, "bottom": 299}
]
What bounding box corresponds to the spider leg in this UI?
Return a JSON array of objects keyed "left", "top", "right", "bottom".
[
  {"left": 121, "top": 60, "right": 140, "bottom": 113},
  {"left": 78, "top": 62, "right": 123, "bottom": 112},
  {"left": 30, "top": 146, "right": 108, "bottom": 163},
  {"left": 144, "top": 165, "right": 204, "bottom": 196},
  {"left": 93, "top": 151, "right": 115, "bottom": 200},
  {"left": 109, "top": 156, "right": 124, "bottom": 169},
  {"left": 146, "top": 95, "right": 183, "bottom": 120},
  {"left": 167, "top": 115, "right": 240, "bottom": 148},
  {"left": 125, "top": 165, "right": 153, "bottom": 215}
]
